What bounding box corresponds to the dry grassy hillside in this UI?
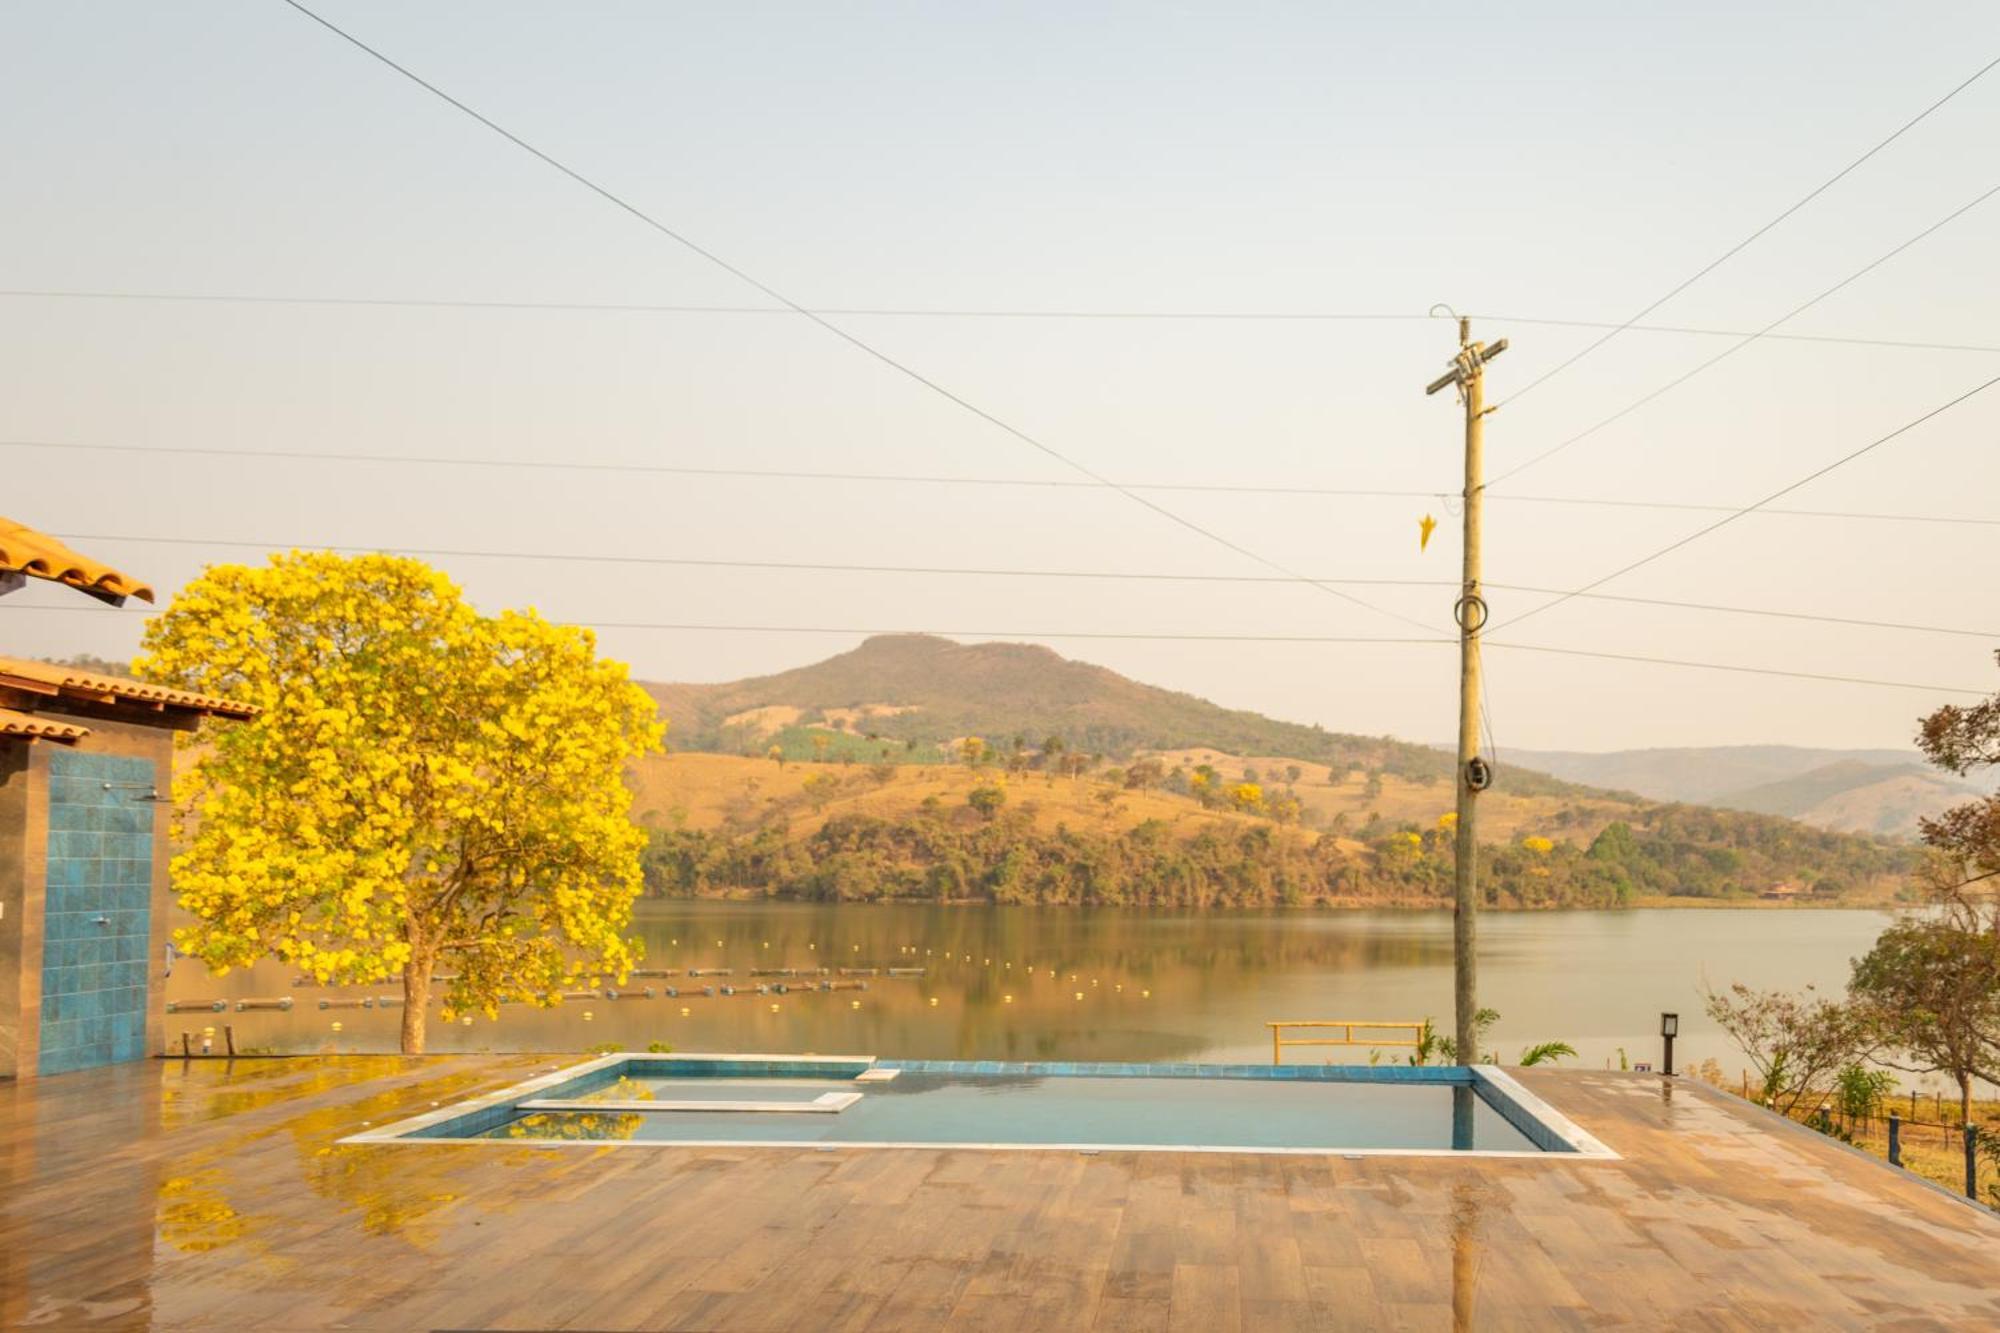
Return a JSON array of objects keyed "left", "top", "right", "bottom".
[
  {"left": 1140, "top": 748, "right": 1637, "bottom": 844},
  {"left": 629, "top": 747, "right": 1629, "bottom": 851},
  {"left": 630, "top": 752, "right": 1272, "bottom": 841}
]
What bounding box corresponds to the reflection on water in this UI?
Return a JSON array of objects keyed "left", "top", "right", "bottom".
[
  {"left": 501, "top": 1111, "right": 645, "bottom": 1142},
  {"left": 167, "top": 902, "right": 1895, "bottom": 1076}
]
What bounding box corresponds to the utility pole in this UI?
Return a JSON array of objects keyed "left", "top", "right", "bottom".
[{"left": 1425, "top": 316, "right": 1505, "bottom": 1067}]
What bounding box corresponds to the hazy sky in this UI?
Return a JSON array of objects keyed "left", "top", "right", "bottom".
[{"left": 4, "top": 2, "right": 1996, "bottom": 752}]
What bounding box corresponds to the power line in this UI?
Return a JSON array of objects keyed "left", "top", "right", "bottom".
[
  {"left": 1489, "top": 177, "right": 2000, "bottom": 488},
  {"left": 42, "top": 530, "right": 2000, "bottom": 639},
  {"left": 1497, "top": 53, "right": 2000, "bottom": 407},
  {"left": 9, "top": 286, "right": 2000, "bottom": 355},
  {"left": 3, "top": 440, "right": 1992, "bottom": 528},
  {"left": 272, "top": 0, "right": 1433, "bottom": 638},
  {"left": 1478, "top": 642, "right": 1987, "bottom": 696},
  {"left": 13, "top": 599, "right": 1983, "bottom": 694},
  {"left": 1492, "top": 370, "right": 2000, "bottom": 633}
]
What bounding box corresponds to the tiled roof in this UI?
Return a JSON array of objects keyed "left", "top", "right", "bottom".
[
  {"left": 0, "top": 656, "right": 256, "bottom": 719},
  {"left": 0, "top": 517, "right": 155, "bottom": 605},
  {"left": 0, "top": 708, "right": 90, "bottom": 743}
]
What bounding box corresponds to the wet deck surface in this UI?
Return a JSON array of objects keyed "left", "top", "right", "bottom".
[{"left": 3, "top": 1056, "right": 1997, "bottom": 1330}]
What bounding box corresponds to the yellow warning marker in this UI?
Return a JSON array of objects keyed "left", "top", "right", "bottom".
[{"left": 1419, "top": 513, "right": 1438, "bottom": 551}]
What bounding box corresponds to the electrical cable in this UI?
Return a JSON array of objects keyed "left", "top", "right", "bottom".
[
  {"left": 1489, "top": 371, "right": 2000, "bottom": 634},
  {"left": 8, "top": 600, "right": 1985, "bottom": 694},
  {"left": 9, "top": 287, "right": 2000, "bottom": 357},
  {"left": 1495, "top": 53, "right": 2000, "bottom": 407},
  {"left": 273, "top": 0, "right": 1436, "bottom": 635},
  {"left": 1490, "top": 178, "right": 2000, "bottom": 488},
  {"left": 39, "top": 530, "right": 2000, "bottom": 640},
  {"left": 3, "top": 440, "right": 1992, "bottom": 528}
]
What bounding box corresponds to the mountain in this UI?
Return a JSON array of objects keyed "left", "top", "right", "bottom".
[
  {"left": 630, "top": 636, "right": 1915, "bottom": 907},
  {"left": 1495, "top": 745, "right": 1981, "bottom": 839},
  {"left": 646, "top": 634, "right": 1580, "bottom": 796},
  {"left": 1714, "top": 761, "right": 1980, "bottom": 838}
]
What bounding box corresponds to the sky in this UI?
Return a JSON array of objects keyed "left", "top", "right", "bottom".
[{"left": 3, "top": 1, "right": 1997, "bottom": 753}]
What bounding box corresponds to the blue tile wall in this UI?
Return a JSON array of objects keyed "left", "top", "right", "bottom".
[{"left": 38, "top": 750, "right": 156, "bottom": 1076}]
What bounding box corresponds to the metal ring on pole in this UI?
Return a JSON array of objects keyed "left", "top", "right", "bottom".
[
  {"left": 1453, "top": 594, "right": 1489, "bottom": 633},
  {"left": 1465, "top": 756, "right": 1493, "bottom": 791}
]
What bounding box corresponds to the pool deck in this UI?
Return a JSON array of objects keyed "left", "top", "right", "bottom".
[{"left": 3, "top": 1056, "right": 1997, "bottom": 1329}]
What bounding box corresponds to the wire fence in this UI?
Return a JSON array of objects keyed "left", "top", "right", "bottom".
[{"left": 1785, "top": 1103, "right": 1996, "bottom": 1204}]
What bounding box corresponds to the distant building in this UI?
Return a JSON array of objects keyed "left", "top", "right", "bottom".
[
  {"left": 1760, "top": 881, "right": 1805, "bottom": 902},
  {"left": 1, "top": 519, "right": 252, "bottom": 1079}
]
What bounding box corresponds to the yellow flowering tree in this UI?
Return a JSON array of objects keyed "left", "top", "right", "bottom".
[{"left": 137, "top": 553, "right": 663, "bottom": 1053}]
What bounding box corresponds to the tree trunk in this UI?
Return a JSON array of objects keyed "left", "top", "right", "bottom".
[
  {"left": 1959, "top": 1071, "right": 1974, "bottom": 1127},
  {"left": 401, "top": 956, "right": 433, "bottom": 1054}
]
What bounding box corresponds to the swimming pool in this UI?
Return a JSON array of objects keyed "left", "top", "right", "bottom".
[{"left": 347, "top": 1054, "right": 1616, "bottom": 1158}]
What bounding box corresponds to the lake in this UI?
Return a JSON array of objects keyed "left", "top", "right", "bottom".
[{"left": 168, "top": 903, "right": 1915, "bottom": 1087}]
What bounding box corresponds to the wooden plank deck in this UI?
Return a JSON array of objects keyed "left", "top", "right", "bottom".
[{"left": 3, "top": 1056, "right": 1997, "bottom": 1329}]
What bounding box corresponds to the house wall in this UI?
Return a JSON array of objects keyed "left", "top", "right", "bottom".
[{"left": 0, "top": 715, "right": 175, "bottom": 1080}]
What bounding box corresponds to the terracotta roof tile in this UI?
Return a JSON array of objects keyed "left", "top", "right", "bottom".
[
  {"left": 0, "top": 707, "right": 90, "bottom": 743},
  {"left": 0, "top": 656, "right": 256, "bottom": 719},
  {"left": 0, "top": 516, "right": 155, "bottom": 604}
]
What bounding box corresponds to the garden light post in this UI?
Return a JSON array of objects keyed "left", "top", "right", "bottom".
[{"left": 1660, "top": 1012, "right": 1678, "bottom": 1077}]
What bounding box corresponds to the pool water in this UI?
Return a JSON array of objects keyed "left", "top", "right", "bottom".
[
  {"left": 474, "top": 1069, "right": 1538, "bottom": 1151},
  {"left": 357, "top": 1054, "right": 1610, "bottom": 1156}
]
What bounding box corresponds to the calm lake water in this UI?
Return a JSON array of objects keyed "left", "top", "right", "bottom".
[{"left": 168, "top": 903, "right": 1913, "bottom": 1087}]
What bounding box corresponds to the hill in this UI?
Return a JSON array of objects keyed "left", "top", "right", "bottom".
[
  {"left": 1494, "top": 745, "right": 1981, "bottom": 838},
  {"left": 1715, "top": 761, "right": 1981, "bottom": 838},
  {"left": 648, "top": 634, "right": 1584, "bottom": 797},
  {"left": 632, "top": 751, "right": 1911, "bottom": 909},
  {"left": 631, "top": 637, "right": 1913, "bottom": 908}
]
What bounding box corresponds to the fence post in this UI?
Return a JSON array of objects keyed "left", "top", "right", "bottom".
[
  {"left": 1964, "top": 1124, "right": 1978, "bottom": 1202},
  {"left": 1887, "top": 1113, "right": 1901, "bottom": 1168}
]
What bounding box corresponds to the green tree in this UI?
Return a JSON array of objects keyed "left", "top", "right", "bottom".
[
  {"left": 1704, "top": 982, "right": 1868, "bottom": 1115},
  {"left": 968, "top": 785, "right": 1007, "bottom": 821},
  {"left": 138, "top": 552, "right": 661, "bottom": 1053},
  {"left": 1915, "top": 651, "right": 2000, "bottom": 892},
  {"left": 1850, "top": 917, "right": 2000, "bottom": 1124}
]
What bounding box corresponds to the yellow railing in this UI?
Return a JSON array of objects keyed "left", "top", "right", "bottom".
[{"left": 1268, "top": 1019, "right": 1426, "bottom": 1066}]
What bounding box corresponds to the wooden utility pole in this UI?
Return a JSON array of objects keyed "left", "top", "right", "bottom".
[{"left": 1425, "top": 316, "right": 1505, "bottom": 1066}]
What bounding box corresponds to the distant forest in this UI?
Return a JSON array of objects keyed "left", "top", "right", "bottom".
[{"left": 643, "top": 800, "right": 1909, "bottom": 909}]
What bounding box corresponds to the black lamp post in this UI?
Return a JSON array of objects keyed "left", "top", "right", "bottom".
[{"left": 1660, "top": 1012, "right": 1678, "bottom": 1077}]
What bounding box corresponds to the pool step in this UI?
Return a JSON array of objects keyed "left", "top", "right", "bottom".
[{"left": 516, "top": 1090, "right": 863, "bottom": 1115}]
